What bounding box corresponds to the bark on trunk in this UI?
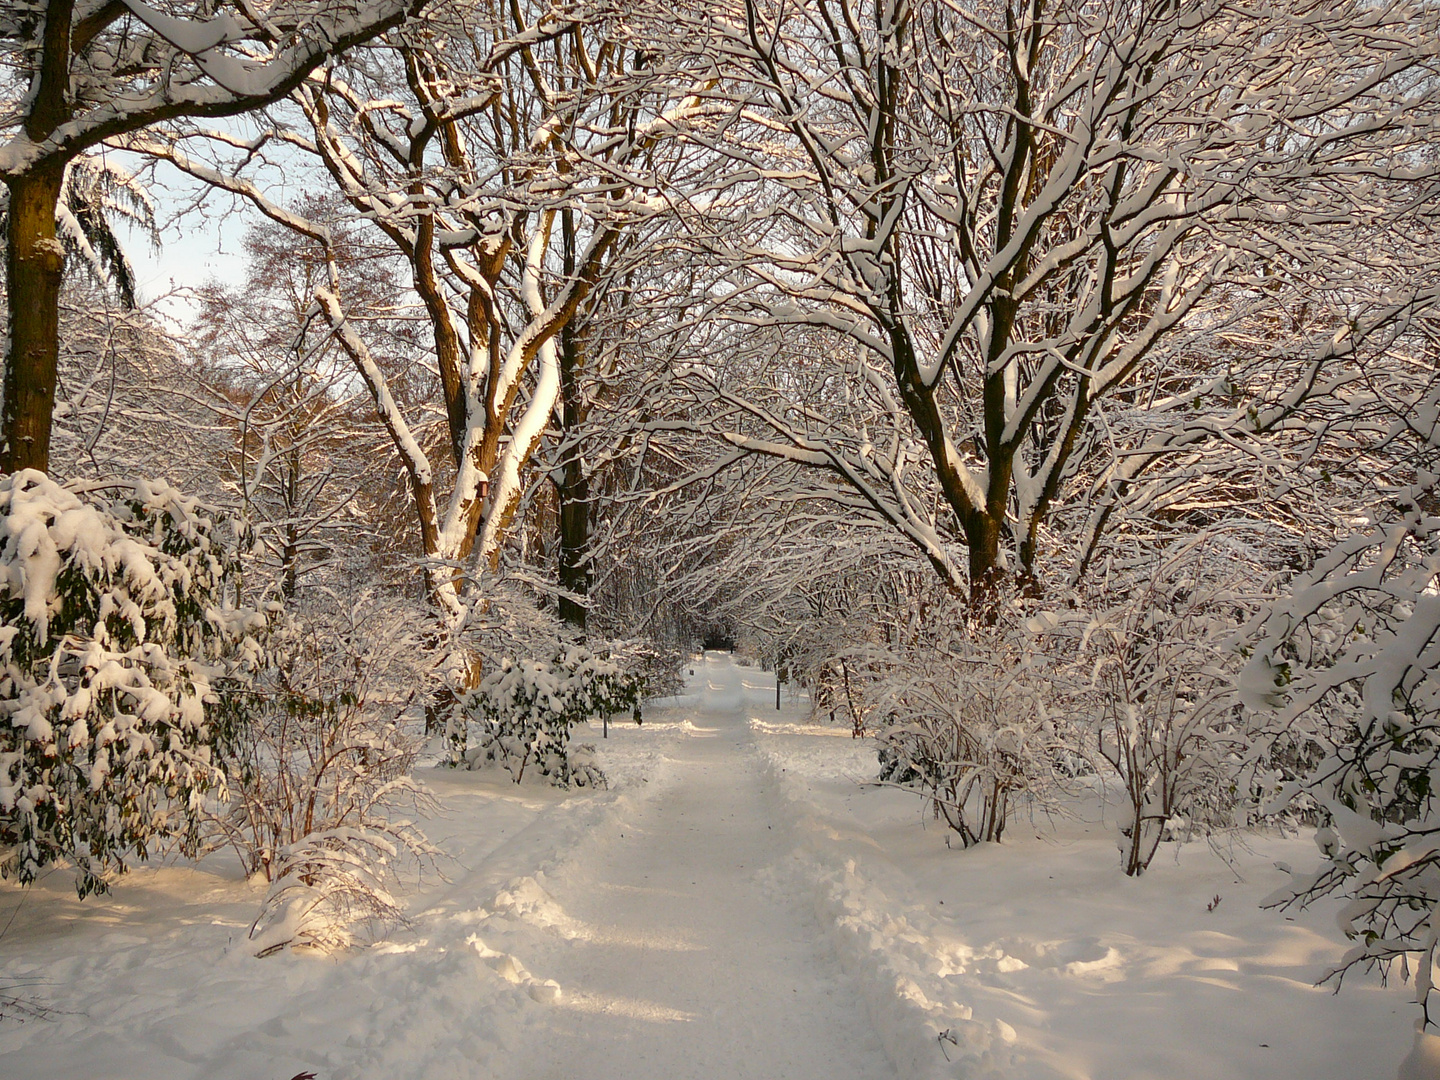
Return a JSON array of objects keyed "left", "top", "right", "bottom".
[
  {"left": 557, "top": 454, "right": 590, "bottom": 630},
  {"left": 966, "top": 513, "right": 1005, "bottom": 620},
  {"left": 3, "top": 165, "right": 68, "bottom": 474},
  {"left": 556, "top": 211, "right": 590, "bottom": 631},
  {"left": 4, "top": 0, "right": 76, "bottom": 475}
]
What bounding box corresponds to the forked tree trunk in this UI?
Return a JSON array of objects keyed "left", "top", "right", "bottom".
[{"left": 3, "top": 164, "right": 68, "bottom": 474}]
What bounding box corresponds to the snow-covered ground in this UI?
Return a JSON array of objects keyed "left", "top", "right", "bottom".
[{"left": 0, "top": 652, "right": 1426, "bottom": 1079}]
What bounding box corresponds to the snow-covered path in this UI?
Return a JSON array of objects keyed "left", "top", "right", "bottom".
[
  {"left": 489, "top": 654, "right": 896, "bottom": 1080},
  {"left": 1, "top": 651, "right": 1425, "bottom": 1080}
]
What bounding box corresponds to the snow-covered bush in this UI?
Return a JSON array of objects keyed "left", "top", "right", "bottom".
[
  {"left": 426, "top": 574, "right": 583, "bottom": 736},
  {"left": 869, "top": 599, "right": 1065, "bottom": 846},
  {"left": 739, "top": 575, "right": 893, "bottom": 737},
  {"left": 0, "top": 470, "right": 257, "bottom": 896},
  {"left": 450, "top": 645, "right": 644, "bottom": 786},
  {"left": 1245, "top": 500, "right": 1440, "bottom": 1020},
  {"left": 208, "top": 595, "right": 439, "bottom": 955},
  {"left": 1063, "top": 544, "right": 1249, "bottom": 875}
]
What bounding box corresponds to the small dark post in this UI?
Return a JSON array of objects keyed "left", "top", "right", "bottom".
[
  {"left": 776, "top": 665, "right": 782, "bottom": 710},
  {"left": 603, "top": 712, "right": 608, "bottom": 738}
]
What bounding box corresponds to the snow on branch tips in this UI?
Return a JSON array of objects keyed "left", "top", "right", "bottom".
[
  {"left": 1246, "top": 499, "right": 1440, "bottom": 1020},
  {"left": 652, "top": 0, "right": 1440, "bottom": 597},
  {"left": 869, "top": 595, "right": 1067, "bottom": 849},
  {"left": 1, "top": 0, "right": 432, "bottom": 476}
]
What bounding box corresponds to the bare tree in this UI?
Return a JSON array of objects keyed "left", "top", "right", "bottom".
[
  {"left": 131, "top": 0, "right": 717, "bottom": 624},
  {"left": 656, "top": 0, "right": 1440, "bottom": 603},
  {"left": 0, "top": 0, "right": 429, "bottom": 475},
  {"left": 190, "top": 205, "right": 400, "bottom": 600}
]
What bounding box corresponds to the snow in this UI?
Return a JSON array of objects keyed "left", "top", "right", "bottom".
[
  {"left": 0, "top": 653, "right": 1423, "bottom": 1079},
  {"left": 117, "top": 1, "right": 243, "bottom": 55},
  {"left": 750, "top": 695, "right": 1421, "bottom": 1079},
  {"left": 480, "top": 667, "right": 896, "bottom": 1080}
]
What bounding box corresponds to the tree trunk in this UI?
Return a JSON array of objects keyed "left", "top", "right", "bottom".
[
  {"left": 966, "top": 512, "right": 1005, "bottom": 616},
  {"left": 557, "top": 452, "right": 590, "bottom": 630},
  {"left": 3, "top": 164, "right": 67, "bottom": 474},
  {"left": 556, "top": 210, "right": 590, "bottom": 631},
  {"left": 281, "top": 528, "right": 299, "bottom": 599}
]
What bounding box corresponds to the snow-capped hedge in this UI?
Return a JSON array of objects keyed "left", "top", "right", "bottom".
[{"left": 0, "top": 470, "right": 257, "bottom": 896}]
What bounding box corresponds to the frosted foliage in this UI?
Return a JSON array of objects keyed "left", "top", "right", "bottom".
[
  {"left": 451, "top": 646, "right": 644, "bottom": 787},
  {"left": 248, "top": 826, "right": 416, "bottom": 956},
  {"left": 644, "top": 0, "right": 1440, "bottom": 594},
  {"left": 605, "top": 637, "right": 687, "bottom": 702},
  {"left": 0, "top": 470, "right": 252, "bottom": 896},
  {"left": 0, "top": 0, "right": 420, "bottom": 175},
  {"left": 841, "top": 545, "right": 1250, "bottom": 870},
  {"left": 1248, "top": 503, "right": 1440, "bottom": 1020},
  {"left": 129, "top": 0, "right": 709, "bottom": 626},
  {"left": 209, "top": 604, "right": 440, "bottom": 956},
  {"left": 770, "top": 585, "right": 889, "bottom": 739},
  {"left": 869, "top": 596, "right": 1066, "bottom": 847},
  {"left": 1062, "top": 549, "right": 1249, "bottom": 877}
]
